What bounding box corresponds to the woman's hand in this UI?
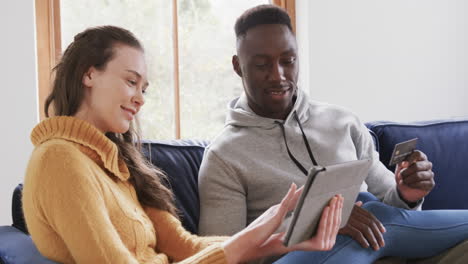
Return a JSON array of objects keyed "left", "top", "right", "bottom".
[{"left": 223, "top": 183, "right": 344, "bottom": 264}]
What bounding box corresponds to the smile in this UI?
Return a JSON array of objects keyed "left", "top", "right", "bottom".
[
  {"left": 121, "top": 106, "right": 137, "bottom": 120},
  {"left": 266, "top": 87, "right": 291, "bottom": 99},
  {"left": 270, "top": 91, "right": 286, "bottom": 95}
]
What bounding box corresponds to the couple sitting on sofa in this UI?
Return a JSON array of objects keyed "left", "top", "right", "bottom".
[{"left": 23, "top": 4, "right": 468, "bottom": 264}]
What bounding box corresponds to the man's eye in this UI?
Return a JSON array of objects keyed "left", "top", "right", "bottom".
[{"left": 282, "top": 58, "right": 296, "bottom": 64}]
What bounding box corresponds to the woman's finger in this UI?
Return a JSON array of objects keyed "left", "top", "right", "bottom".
[
  {"left": 316, "top": 204, "right": 330, "bottom": 248},
  {"left": 321, "top": 197, "right": 337, "bottom": 249},
  {"left": 332, "top": 196, "right": 344, "bottom": 246},
  {"left": 290, "top": 195, "right": 343, "bottom": 252},
  {"left": 281, "top": 183, "right": 296, "bottom": 206},
  {"left": 288, "top": 185, "right": 304, "bottom": 211},
  {"left": 328, "top": 195, "right": 342, "bottom": 249},
  {"left": 325, "top": 196, "right": 337, "bottom": 249},
  {"left": 280, "top": 183, "right": 297, "bottom": 214}
]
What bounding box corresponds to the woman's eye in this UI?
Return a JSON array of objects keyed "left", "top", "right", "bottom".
[
  {"left": 128, "top": 80, "right": 137, "bottom": 86},
  {"left": 142, "top": 89, "right": 147, "bottom": 95}
]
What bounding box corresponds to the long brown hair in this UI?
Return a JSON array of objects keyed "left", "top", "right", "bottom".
[{"left": 45, "top": 25, "right": 177, "bottom": 216}]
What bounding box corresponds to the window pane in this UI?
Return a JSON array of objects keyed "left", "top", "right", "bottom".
[
  {"left": 60, "top": 0, "right": 175, "bottom": 139},
  {"left": 61, "top": 0, "right": 269, "bottom": 140},
  {"left": 178, "top": 0, "right": 269, "bottom": 139}
]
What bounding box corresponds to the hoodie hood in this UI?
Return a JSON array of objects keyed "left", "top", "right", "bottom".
[{"left": 225, "top": 88, "right": 311, "bottom": 129}]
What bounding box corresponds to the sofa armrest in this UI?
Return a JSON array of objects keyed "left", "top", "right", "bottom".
[{"left": 0, "top": 226, "right": 58, "bottom": 264}]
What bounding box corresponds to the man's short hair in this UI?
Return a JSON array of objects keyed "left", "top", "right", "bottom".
[{"left": 234, "top": 4, "right": 292, "bottom": 39}]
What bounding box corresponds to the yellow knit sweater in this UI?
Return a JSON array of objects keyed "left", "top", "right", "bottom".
[{"left": 23, "top": 116, "right": 228, "bottom": 264}]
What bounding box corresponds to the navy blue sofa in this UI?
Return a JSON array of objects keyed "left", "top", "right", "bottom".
[{"left": 1, "top": 118, "right": 467, "bottom": 263}]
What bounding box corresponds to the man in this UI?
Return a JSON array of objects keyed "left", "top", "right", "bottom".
[{"left": 198, "top": 4, "right": 468, "bottom": 263}]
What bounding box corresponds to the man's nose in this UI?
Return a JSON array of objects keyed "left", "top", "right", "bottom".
[{"left": 268, "top": 63, "right": 286, "bottom": 82}]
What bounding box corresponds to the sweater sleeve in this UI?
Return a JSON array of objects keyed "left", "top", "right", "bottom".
[
  {"left": 24, "top": 143, "right": 140, "bottom": 264},
  {"left": 198, "top": 149, "right": 248, "bottom": 236},
  {"left": 354, "top": 121, "right": 422, "bottom": 210},
  {"left": 145, "top": 207, "right": 228, "bottom": 263}
]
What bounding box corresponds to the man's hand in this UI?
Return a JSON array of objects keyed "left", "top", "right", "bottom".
[
  {"left": 395, "top": 150, "right": 435, "bottom": 204},
  {"left": 338, "top": 202, "right": 386, "bottom": 250}
]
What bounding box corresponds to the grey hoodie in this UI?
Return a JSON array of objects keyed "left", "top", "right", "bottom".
[{"left": 198, "top": 89, "right": 419, "bottom": 236}]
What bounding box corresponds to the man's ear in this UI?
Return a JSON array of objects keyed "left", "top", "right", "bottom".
[
  {"left": 82, "top": 66, "right": 96, "bottom": 87},
  {"left": 232, "top": 55, "right": 243, "bottom": 78}
]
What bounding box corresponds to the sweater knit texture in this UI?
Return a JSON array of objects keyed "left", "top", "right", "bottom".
[{"left": 23, "top": 116, "right": 227, "bottom": 264}]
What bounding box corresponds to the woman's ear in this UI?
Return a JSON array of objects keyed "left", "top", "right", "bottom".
[
  {"left": 82, "top": 66, "right": 96, "bottom": 87},
  {"left": 232, "top": 55, "right": 243, "bottom": 78}
]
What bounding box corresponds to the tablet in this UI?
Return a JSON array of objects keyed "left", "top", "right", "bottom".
[{"left": 283, "top": 159, "right": 372, "bottom": 247}]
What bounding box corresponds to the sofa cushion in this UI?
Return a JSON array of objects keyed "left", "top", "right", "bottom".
[
  {"left": 142, "top": 140, "right": 208, "bottom": 234},
  {"left": 0, "top": 226, "right": 57, "bottom": 264},
  {"left": 366, "top": 119, "right": 468, "bottom": 210}
]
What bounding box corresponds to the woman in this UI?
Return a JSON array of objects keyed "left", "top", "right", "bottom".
[{"left": 22, "top": 25, "right": 343, "bottom": 264}]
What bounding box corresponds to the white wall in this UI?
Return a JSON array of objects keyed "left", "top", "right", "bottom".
[
  {"left": 297, "top": 0, "right": 468, "bottom": 122},
  {"left": 0, "top": 1, "right": 38, "bottom": 225}
]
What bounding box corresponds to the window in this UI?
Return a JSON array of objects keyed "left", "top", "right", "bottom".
[{"left": 35, "top": 0, "right": 296, "bottom": 139}]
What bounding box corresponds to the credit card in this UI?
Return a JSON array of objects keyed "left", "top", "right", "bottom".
[{"left": 388, "top": 138, "right": 418, "bottom": 166}]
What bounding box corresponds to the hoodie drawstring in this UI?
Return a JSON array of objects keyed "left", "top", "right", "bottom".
[{"left": 275, "top": 111, "right": 318, "bottom": 176}]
